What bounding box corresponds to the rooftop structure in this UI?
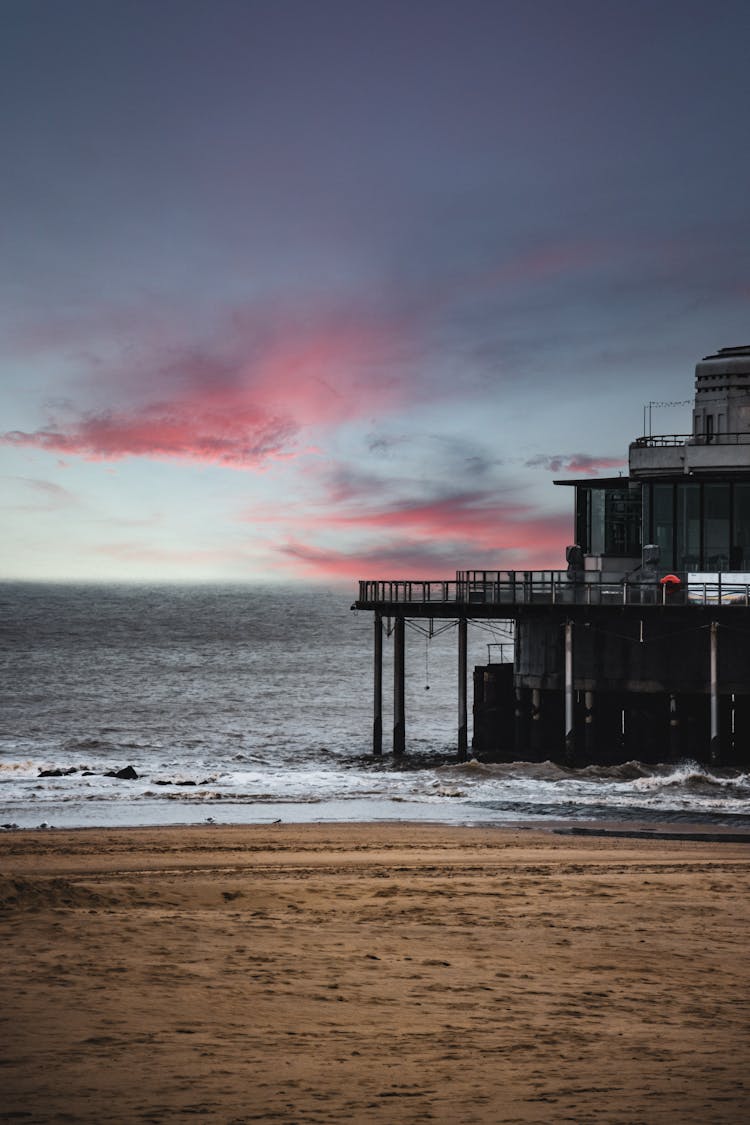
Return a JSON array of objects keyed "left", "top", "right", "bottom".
[
  {"left": 630, "top": 345, "right": 750, "bottom": 479},
  {"left": 571, "top": 345, "right": 750, "bottom": 579}
]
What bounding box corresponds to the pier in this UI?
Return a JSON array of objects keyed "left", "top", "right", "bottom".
[{"left": 354, "top": 346, "right": 750, "bottom": 767}]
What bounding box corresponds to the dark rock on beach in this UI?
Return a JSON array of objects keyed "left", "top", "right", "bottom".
[
  {"left": 153, "top": 777, "right": 214, "bottom": 786},
  {"left": 105, "top": 766, "right": 139, "bottom": 780}
]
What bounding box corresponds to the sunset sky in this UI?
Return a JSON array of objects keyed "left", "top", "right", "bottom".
[{"left": 2, "top": 0, "right": 749, "bottom": 583}]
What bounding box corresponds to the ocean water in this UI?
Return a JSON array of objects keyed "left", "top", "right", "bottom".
[{"left": 2, "top": 582, "right": 750, "bottom": 830}]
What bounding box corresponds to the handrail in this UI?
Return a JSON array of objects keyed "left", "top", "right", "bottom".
[
  {"left": 357, "top": 572, "right": 750, "bottom": 608},
  {"left": 633, "top": 432, "right": 750, "bottom": 448}
]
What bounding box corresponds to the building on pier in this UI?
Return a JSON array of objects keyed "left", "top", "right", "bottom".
[{"left": 354, "top": 346, "right": 750, "bottom": 767}]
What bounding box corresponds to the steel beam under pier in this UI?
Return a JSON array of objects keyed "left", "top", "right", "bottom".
[
  {"left": 393, "top": 616, "right": 405, "bottom": 755},
  {"left": 373, "top": 613, "right": 382, "bottom": 756},
  {"left": 710, "top": 621, "right": 720, "bottom": 766},
  {"left": 458, "top": 616, "right": 468, "bottom": 760},
  {"left": 564, "top": 620, "right": 575, "bottom": 764}
]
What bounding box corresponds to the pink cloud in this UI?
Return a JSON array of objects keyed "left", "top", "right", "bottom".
[
  {"left": 245, "top": 488, "right": 572, "bottom": 580},
  {"left": 324, "top": 495, "right": 570, "bottom": 553},
  {"left": 278, "top": 540, "right": 477, "bottom": 581},
  {"left": 280, "top": 514, "right": 570, "bottom": 580},
  {"left": 253, "top": 488, "right": 568, "bottom": 544},
  {"left": 1, "top": 308, "right": 411, "bottom": 467},
  {"left": 3, "top": 407, "right": 298, "bottom": 468},
  {"left": 1, "top": 236, "right": 624, "bottom": 475},
  {"left": 0, "top": 241, "right": 627, "bottom": 475}
]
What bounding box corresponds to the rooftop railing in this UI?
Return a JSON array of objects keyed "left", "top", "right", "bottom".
[
  {"left": 357, "top": 570, "right": 750, "bottom": 608},
  {"left": 632, "top": 432, "right": 750, "bottom": 448}
]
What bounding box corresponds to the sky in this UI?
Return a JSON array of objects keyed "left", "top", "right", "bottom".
[{"left": 2, "top": 0, "right": 749, "bottom": 584}]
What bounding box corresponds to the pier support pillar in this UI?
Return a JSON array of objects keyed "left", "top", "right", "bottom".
[
  {"left": 564, "top": 620, "right": 575, "bottom": 764},
  {"left": 530, "top": 688, "right": 542, "bottom": 757},
  {"left": 393, "top": 616, "right": 406, "bottom": 755},
  {"left": 732, "top": 695, "right": 750, "bottom": 766},
  {"left": 458, "top": 616, "right": 468, "bottom": 760},
  {"left": 709, "top": 621, "right": 720, "bottom": 766},
  {"left": 472, "top": 663, "right": 515, "bottom": 760},
  {"left": 514, "top": 685, "right": 527, "bottom": 754},
  {"left": 373, "top": 613, "right": 383, "bottom": 756},
  {"left": 668, "top": 693, "right": 680, "bottom": 760},
  {"left": 584, "top": 690, "right": 594, "bottom": 761}
]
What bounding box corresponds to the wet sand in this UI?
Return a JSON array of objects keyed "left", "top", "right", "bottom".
[{"left": 1, "top": 823, "right": 749, "bottom": 1123}]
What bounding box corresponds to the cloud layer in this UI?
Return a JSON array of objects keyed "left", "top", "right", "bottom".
[
  {"left": 3, "top": 2, "right": 748, "bottom": 583},
  {"left": 2, "top": 303, "right": 411, "bottom": 467}
]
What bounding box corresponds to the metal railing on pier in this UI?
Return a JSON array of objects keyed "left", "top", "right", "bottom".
[{"left": 357, "top": 570, "right": 750, "bottom": 608}]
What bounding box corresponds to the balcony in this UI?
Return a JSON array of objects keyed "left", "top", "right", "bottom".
[{"left": 630, "top": 433, "right": 750, "bottom": 477}]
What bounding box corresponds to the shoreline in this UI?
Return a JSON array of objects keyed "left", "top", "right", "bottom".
[
  {"left": 6, "top": 791, "right": 750, "bottom": 835},
  {"left": 3, "top": 823, "right": 750, "bottom": 1122},
  {"left": 6, "top": 812, "right": 750, "bottom": 840}
]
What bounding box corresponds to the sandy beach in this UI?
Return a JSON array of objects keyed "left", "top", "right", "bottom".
[{"left": 1, "top": 823, "right": 749, "bottom": 1123}]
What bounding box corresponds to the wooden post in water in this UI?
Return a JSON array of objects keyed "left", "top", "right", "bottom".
[
  {"left": 373, "top": 613, "right": 382, "bottom": 756},
  {"left": 393, "top": 615, "right": 406, "bottom": 755},
  {"left": 709, "top": 621, "right": 720, "bottom": 765},
  {"left": 458, "top": 615, "right": 468, "bottom": 760}
]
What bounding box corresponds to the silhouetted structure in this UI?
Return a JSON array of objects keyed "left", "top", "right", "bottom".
[{"left": 354, "top": 346, "right": 750, "bottom": 766}]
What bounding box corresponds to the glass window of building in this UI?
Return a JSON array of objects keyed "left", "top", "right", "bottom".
[
  {"left": 733, "top": 484, "right": 750, "bottom": 570},
  {"left": 589, "top": 489, "right": 605, "bottom": 555},
  {"left": 652, "top": 484, "right": 674, "bottom": 568},
  {"left": 575, "top": 488, "right": 590, "bottom": 552},
  {"left": 704, "top": 484, "right": 730, "bottom": 570},
  {"left": 676, "top": 483, "right": 700, "bottom": 571},
  {"left": 604, "top": 487, "right": 641, "bottom": 556}
]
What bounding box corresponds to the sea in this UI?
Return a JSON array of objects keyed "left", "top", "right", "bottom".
[{"left": 2, "top": 582, "right": 750, "bottom": 831}]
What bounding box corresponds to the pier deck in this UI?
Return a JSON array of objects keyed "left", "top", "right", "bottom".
[
  {"left": 356, "top": 570, "right": 750, "bottom": 616},
  {"left": 354, "top": 569, "right": 750, "bottom": 764}
]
